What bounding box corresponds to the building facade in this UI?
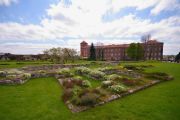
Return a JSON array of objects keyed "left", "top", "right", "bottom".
[{"left": 80, "top": 40, "right": 163, "bottom": 61}]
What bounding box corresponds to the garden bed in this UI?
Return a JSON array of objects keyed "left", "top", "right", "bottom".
[{"left": 0, "top": 63, "right": 173, "bottom": 113}]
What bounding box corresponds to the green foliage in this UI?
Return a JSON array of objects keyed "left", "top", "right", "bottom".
[
  {"left": 57, "top": 68, "right": 73, "bottom": 77},
  {"left": 22, "top": 73, "right": 31, "bottom": 79},
  {"left": 74, "top": 66, "right": 91, "bottom": 75},
  {"left": 82, "top": 80, "right": 91, "bottom": 88},
  {"left": 89, "top": 43, "right": 96, "bottom": 60},
  {"left": 101, "top": 80, "right": 113, "bottom": 88},
  {"left": 79, "top": 92, "right": 99, "bottom": 106},
  {"left": 108, "top": 84, "right": 127, "bottom": 93},
  {"left": 89, "top": 70, "right": 105, "bottom": 80},
  {"left": 127, "top": 43, "right": 144, "bottom": 60},
  {"left": 106, "top": 74, "right": 123, "bottom": 81}
]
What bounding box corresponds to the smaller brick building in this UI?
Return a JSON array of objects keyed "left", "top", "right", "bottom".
[{"left": 80, "top": 40, "right": 163, "bottom": 61}]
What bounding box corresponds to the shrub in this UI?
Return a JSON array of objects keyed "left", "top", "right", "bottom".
[
  {"left": 108, "top": 84, "right": 127, "bottom": 93},
  {"left": 62, "top": 88, "right": 73, "bottom": 102},
  {"left": 22, "top": 73, "right": 31, "bottom": 79},
  {"left": 122, "top": 79, "right": 136, "bottom": 86},
  {"left": 88, "top": 70, "right": 105, "bottom": 80},
  {"left": 101, "top": 80, "right": 113, "bottom": 88},
  {"left": 6, "top": 75, "right": 17, "bottom": 80},
  {"left": 79, "top": 92, "right": 99, "bottom": 106},
  {"left": 72, "top": 86, "right": 82, "bottom": 96},
  {"left": 0, "top": 71, "right": 7, "bottom": 77},
  {"left": 82, "top": 80, "right": 91, "bottom": 88},
  {"left": 73, "top": 79, "right": 83, "bottom": 86},
  {"left": 124, "top": 65, "right": 143, "bottom": 71},
  {"left": 106, "top": 74, "right": 122, "bottom": 81},
  {"left": 7, "top": 69, "right": 23, "bottom": 75},
  {"left": 71, "top": 95, "right": 81, "bottom": 105},
  {"left": 38, "top": 70, "right": 46, "bottom": 73},
  {"left": 63, "top": 80, "right": 74, "bottom": 88},
  {"left": 74, "top": 66, "right": 91, "bottom": 75},
  {"left": 57, "top": 68, "right": 73, "bottom": 77}
]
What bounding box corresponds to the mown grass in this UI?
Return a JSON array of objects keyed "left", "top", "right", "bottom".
[{"left": 0, "top": 61, "right": 180, "bottom": 120}]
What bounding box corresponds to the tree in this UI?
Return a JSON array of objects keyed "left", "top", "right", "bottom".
[
  {"left": 127, "top": 43, "right": 137, "bottom": 60},
  {"left": 127, "top": 43, "right": 144, "bottom": 61},
  {"left": 141, "top": 34, "right": 151, "bottom": 60},
  {"left": 136, "top": 43, "right": 144, "bottom": 60},
  {"left": 89, "top": 43, "right": 96, "bottom": 60},
  {"left": 175, "top": 52, "right": 180, "bottom": 63},
  {"left": 43, "top": 47, "right": 78, "bottom": 63}
]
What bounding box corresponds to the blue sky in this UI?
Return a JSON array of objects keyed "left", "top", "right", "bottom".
[{"left": 0, "top": 0, "right": 180, "bottom": 55}]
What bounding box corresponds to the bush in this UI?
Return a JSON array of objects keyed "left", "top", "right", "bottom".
[
  {"left": 88, "top": 70, "right": 105, "bottom": 80},
  {"left": 57, "top": 68, "right": 73, "bottom": 77},
  {"left": 38, "top": 70, "right": 46, "bottom": 73},
  {"left": 0, "top": 71, "right": 7, "bottom": 77},
  {"left": 124, "top": 65, "right": 143, "bottom": 71},
  {"left": 82, "top": 80, "right": 91, "bottom": 88},
  {"left": 6, "top": 75, "right": 17, "bottom": 80},
  {"left": 79, "top": 92, "right": 99, "bottom": 106},
  {"left": 22, "top": 73, "right": 31, "bottom": 79},
  {"left": 108, "top": 84, "right": 127, "bottom": 93},
  {"left": 122, "top": 79, "right": 136, "bottom": 86},
  {"left": 74, "top": 66, "right": 91, "bottom": 75},
  {"left": 106, "top": 74, "right": 122, "bottom": 81},
  {"left": 62, "top": 89, "right": 73, "bottom": 102},
  {"left": 101, "top": 80, "right": 113, "bottom": 88},
  {"left": 63, "top": 80, "right": 74, "bottom": 88},
  {"left": 72, "top": 86, "right": 82, "bottom": 96}
]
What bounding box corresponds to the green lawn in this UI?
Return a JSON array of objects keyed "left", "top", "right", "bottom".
[{"left": 0, "top": 62, "right": 180, "bottom": 120}]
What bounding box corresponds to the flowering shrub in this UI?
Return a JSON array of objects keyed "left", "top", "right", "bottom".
[
  {"left": 88, "top": 70, "right": 105, "bottom": 80},
  {"left": 101, "top": 80, "right": 113, "bottom": 88},
  {"left": 22, "top": 73, "right": 31, "bottom": 79},
  {"left": 57, "top": 68, "right": 73, "bottom": 77},
  {"left": 6, "top": 75, "right": 17, "bottom": 80},
  {"left": 106, "top": 74, "right": 123, "bottom": 81},
  {"left": 108, "top": 84, "right": 127, "bottom": 93},
  {"left": 74, "top": 66, "right": 91, "bottom": 75},
  {"left": 82, "top": 80, "right": 91, "bottom": 88}
]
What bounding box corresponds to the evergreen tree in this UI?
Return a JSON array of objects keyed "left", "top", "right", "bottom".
[
  {"left": 175, "top": 52, "right": 180, "bottom": 62},
  {"left": 89, "top": 43, "right": 96, "bottom": 60}
]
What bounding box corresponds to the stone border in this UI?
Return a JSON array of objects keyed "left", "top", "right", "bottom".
[{"left": 58, "top": 79, "right": 170, "bottom": 113}]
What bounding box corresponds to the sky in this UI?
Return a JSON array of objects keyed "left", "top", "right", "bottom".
[{"left": 0, "top": 0, "right": 180, "bottom": 55}]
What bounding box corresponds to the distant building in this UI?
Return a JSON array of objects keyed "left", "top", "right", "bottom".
[{"left": 80, "top": 40, "right": 163, "bottom": 61}]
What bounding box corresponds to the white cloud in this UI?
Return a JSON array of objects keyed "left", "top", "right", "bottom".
[
  {"left": 151, "top": 0, "right": 180, "bottom": 15},
  {"left": 0, "top": 0, "right": 18, "bottom": 6},
  {"left": 0, "top": 0, "right": 180, "bottom": 55}
]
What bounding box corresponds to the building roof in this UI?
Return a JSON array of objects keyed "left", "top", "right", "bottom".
[
  {"left": 95, "top": 44, "right": 129, "bottom": 49},
  {"left": 80, "top": 41, "right": 88, "bottom": 44}
]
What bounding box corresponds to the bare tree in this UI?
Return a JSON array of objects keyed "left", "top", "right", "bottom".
[
  {"left": 141, "top": 34, "right": 151, "bottom": 60},
  {"left": 43, "top": 47, "right": 78, "bottom": 63}
]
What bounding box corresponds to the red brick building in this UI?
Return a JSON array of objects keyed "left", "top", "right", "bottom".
[{"left": 80, "top": 40, "right": 163, "bottom": 61}]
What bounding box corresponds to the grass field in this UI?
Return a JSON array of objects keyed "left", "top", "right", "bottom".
[{"left": 0, "top": 61, "right": 180, "bottom": 120}]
